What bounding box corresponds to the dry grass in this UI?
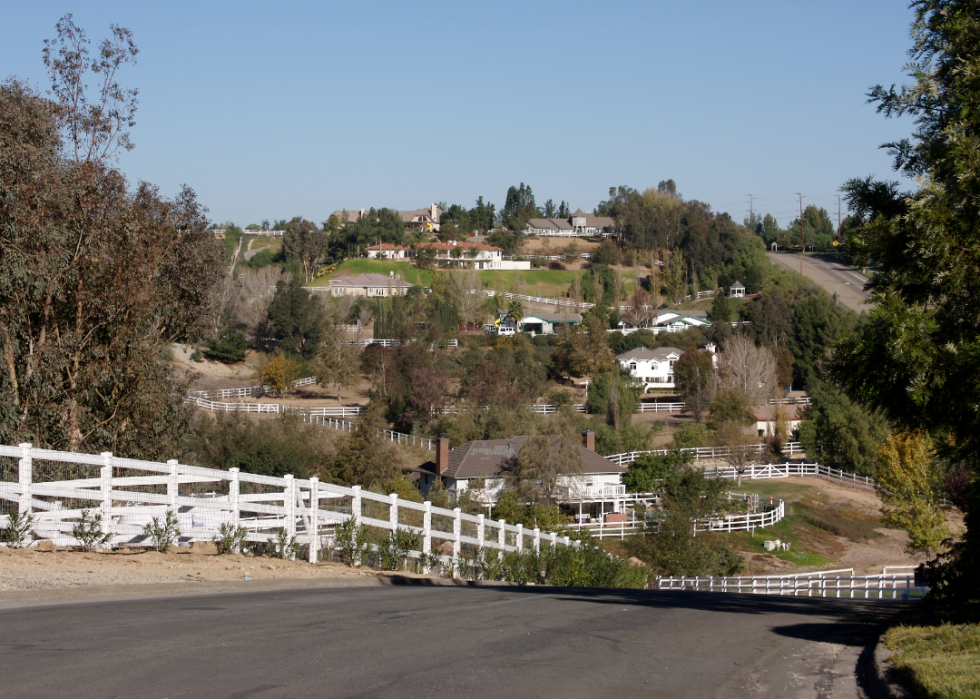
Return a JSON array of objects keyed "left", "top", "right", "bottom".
[
  {"left": 793, "top": 500, "right": 884, "bottom": 544},
  {"left": 886, "top": 611, "right": 980, "bottom": 698}
]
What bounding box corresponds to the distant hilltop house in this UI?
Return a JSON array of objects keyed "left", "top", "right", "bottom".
[
  {"left": 526, "top": 209, "right": 617, "bottom": 238},
  {"left": 326, "top": 204, "right": 442, "bottom": 233},
  {"left": 653, "top": 310, "right": 711, "bottom": 331},
  {"left": 365, "top": 240, "right": 527, "bottom": 270},
  {"left": 328, "top": 272, "right": 414, "bottom": 297},
  {"left": 416, "top": 433, "right": 628, "bottom": 519}
]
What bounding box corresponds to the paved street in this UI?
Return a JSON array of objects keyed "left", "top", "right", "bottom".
[
  {"left": 0, "top": 584, "right": 894, "bottom": 698},
  {"left": 766, "top": 252, "right": 874, "bottom": 313}
]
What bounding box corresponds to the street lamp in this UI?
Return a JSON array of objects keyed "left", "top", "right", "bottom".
[{"left": 834, "top": 282, "right": 850, "bottom": 307}]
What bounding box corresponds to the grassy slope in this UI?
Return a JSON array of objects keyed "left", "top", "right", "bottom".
[
  {"left": 886, "top": 605, "right": 980, "bottom": 698},
  {"left": 307, "top": 260, "right": 640, "bottom": 298}
]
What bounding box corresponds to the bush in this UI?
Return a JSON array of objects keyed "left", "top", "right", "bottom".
[
  {"left": 378, "top": 528, "right": 421, "bottom": 571},
  {"left": 672, "top": 423, "right": 710, "bottom": 449},
  {"left": 206, "top": 324, "right": 250, "bottom": 363},
  {"left": 2, "top": 510, "right": 35, "bottom": 548},
  {"left": 335, "top": 518, "right": 369, "bottom": 566},
  {"left": 72, "top": 510, "right": 113, "bottom": 551},
  {"left": 623, "top": 450, "right": 692, "bottom": 493},
  {"left": 271, "top": 528, "right": 299, "bottom": 559},
  {"left": 216, "top": 523, "right": 248, "bottom": 554},
  {"left": 548, "top": 260, "right": 566, "bottom": 270},
  {"left": 142, "top": 510, "right": 181, "bottom": 553},
  {"left": 190, "top": 347, "right": 204, "bottom": 362}
]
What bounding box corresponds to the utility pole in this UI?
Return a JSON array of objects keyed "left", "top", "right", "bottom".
[
  {"left": 837, "top": 193, "right": 842, "bottom": 245},
  {"left": 798, "top": 193, "right": 805, "bottom": 276},
  {"left": 748, "top": 194, "right": 753, "bottom": 228}
]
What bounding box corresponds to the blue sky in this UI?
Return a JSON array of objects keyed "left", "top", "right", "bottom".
[{"left": 3, "top": 1, "right": 917, "bottom": 228}]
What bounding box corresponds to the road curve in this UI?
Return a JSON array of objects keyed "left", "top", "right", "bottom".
[
  {"left": 0, "top": 584, "right": 894, "bottom": 698},
  {"left": 766, "top": 252, "right": 874, "bottom": 313}
]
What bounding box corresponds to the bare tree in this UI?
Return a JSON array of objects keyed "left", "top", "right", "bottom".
[
  {"left": 316, "top": 329, "right": 362, "bottom": 401},
  {"left": 622, "top": 288, "right": 655, "bottom": 328},
  {"left": 446, "top": 268, "right": 484, "bottom": 326},
  {"left": 505, "top": 435, "right": 585, "bottom": 506},
  {"left": 714, "top": 421, "right": 756, "bottom": 486},
  {"left": 718, "top": 335, "right": 777, "bottom": 405},
  {"left": 228, "top": 267, "right": 288, "bottom": 339}
]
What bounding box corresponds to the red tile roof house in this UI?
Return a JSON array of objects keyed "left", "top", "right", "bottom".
[{"left": 415, "top": 432, "right": 629, "bottom": 522}]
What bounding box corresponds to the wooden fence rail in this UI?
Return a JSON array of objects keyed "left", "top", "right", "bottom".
[{"left": 0, "top": 444, "right": 568, "bottom": 574}]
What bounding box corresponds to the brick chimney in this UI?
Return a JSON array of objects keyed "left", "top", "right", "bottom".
[
  {"left": 436, "top": 436, "right": 450, "bottom": 474},
  {"left": 582, "top": 430, "right": 595, "bottom": 453}
]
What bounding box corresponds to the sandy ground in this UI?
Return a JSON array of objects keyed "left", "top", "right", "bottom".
[{"left": 0, "top": 543, "right": 400, "bottom": 601}]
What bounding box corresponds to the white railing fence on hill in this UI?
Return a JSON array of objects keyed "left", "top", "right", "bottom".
[
  {"left": 605, "top": 443, "right": 806, "bottom": 466},
  {"left": 656, "top": 569, "right": 926, "bottom": 600},
  {"left": 189, "top": 376, "right": 317, "bottom": 401},
  {"left": 0, "top": 444, "right": 565, "bottom": 573},
  {"left": 301, "top": 415, "right": 434, "bottom": 450}
]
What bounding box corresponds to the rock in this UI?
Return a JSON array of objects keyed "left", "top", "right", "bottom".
[
  {"left": 190, "top": 541, "right": 218, "bottom": 555},
  {"left": 627, "top": 557, "right": 647, "bottom": 568},
  {"left": 35, "top": 540, "right": 57, "bottom": 552}
]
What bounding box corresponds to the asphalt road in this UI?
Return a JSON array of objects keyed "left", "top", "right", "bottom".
[
  {"left": 766, "top": 252, "right": 874, "bottom": 313},
  {"left": 0, "top": 583, "right": 895, "bottom": 699}
]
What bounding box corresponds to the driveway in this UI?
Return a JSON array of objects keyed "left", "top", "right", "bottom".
[
  {"left": 766, "top": 252, "right": 874, "bottom": 313},
  {"left": 0, "top": 584, "right": 894, "bottom": 698}
]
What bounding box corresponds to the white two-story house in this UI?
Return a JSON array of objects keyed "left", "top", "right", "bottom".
[{"left": 616, "top": 346, "right": 682, "bottom": 391}]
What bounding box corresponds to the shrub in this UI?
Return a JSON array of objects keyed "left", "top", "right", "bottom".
[
  {"left": 271, "top": 528, "right": 299, "bottom": 559},
  {"left": 377, "top": 527, "right": 421, "bottom": 571},
  {"left": 671, "top": 423, "right": 710, "bottom": 449},
  {"left": 190, "top": 347, "right": 204, "bottom": 362},
  {"left": 335, "top": 518, "right": 369, "bottom": 566},
  {"left": 72, "top": 510, "right": 113, "bottom": 551},
  {"left": 206, "top": 324, "right": 250, "bottom": 363},
  {"left": 2, "top": 510, "right": 35, "bottom": 548},
  {"left": 216, "top": 523, "right": 248, "bottom": 554},
  {"left": 548, "top": 260, "right": 566, "bottom": 270},
  {"left": 142, "top": 510, "right": 181, "bottom": 553}
]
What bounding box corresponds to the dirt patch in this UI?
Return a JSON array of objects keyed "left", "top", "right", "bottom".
[{"left": 0, "top": 545, "right": 383, "bottom": 593}]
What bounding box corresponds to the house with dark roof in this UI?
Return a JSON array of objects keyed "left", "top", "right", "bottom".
[
  {"left": 328, "top": 272, "right": 414, "bottom": 297},
  {"left": 416, "top": 432, "right": 628, "bottom": 517},
  {"left": 525, "top": 210, "right": 617, "bottom": 238}
]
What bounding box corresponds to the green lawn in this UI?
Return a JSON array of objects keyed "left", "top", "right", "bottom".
[
  {"left": 247, "top": 235, "right": 281, "bottom": 251},
  {"left": 305, "top": 260, "right": 649, "bottom": 300},
  {"left": 728, "top": 511, "right": 836, "bottom": 567}
]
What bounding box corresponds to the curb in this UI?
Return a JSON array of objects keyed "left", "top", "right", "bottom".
[{"left": 865, "top": 637, "right": 914, "bottom": 699}]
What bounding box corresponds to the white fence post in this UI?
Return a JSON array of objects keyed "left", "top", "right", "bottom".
[
  {"left": 167, "top": 459, "right": 179, "bottom": 511},
  {"left": 100, "top": 452, "right": 113, "bottom": 542},
  {"left": 477, "top": 514, "right": 485, "bottom": 549},
  {"left": 229, "top": 467, "right": 240, "bottom": 527},
  {"left": 389, "top": 493, "right": 399, "bottom": 531},
  {"left": 498, "top": 518, "right": 506, "bottom": 557},
  {"left": 284, "top": 474, "right": 296, "bottom": 558},
  {"left": 533, "top": 527, "right": 541, "bottom": 553},
  {"left": 422, "top": 501, "right": 432, "bottom": 569},
  {"left": 516, "top": 523, "right": 524, "bottom": 552},
  {"left": 351, "top": 485, "right": 361, "bottom": 526},
  {"left": 18, "top": 443, "right": 32, "bottom": 515},
  {"left": 452, "top": 507, "right": 462, "bottom": 577},
  {"left": 309, "top": 476, "right": 319, "bottom": 564}
]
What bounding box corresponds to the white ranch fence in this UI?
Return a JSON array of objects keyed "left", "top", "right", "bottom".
[
  {"left": 0, "top": 444, "right": 569, "bottom": 573},
  {"left": 189, "top": 376, "right": 317, "bottom": 401},
  {"left": 301, "top": 416, "right": 435, "bottom": 450},
  {"left": 575, "top": 492, "right": 785, "bottom": 540},
  {"left": 656, "top": 569, "right": 926, "bottom": 600},
  {"left": 605, "top": 443, "right": 806, "bottom": 466}
]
